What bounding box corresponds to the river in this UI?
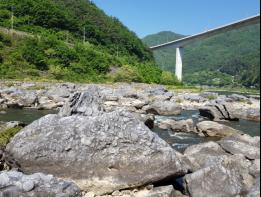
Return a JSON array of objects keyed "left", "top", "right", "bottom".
[{"left": 1, "top": 108, "right": 260, "bottom": 153}]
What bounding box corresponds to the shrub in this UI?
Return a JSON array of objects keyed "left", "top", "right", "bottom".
[
  {"left": 112, "top": 65, "right": 143, "bottom": 83},
  {"left": 160, "top": 71, "right": 181, "bottom": 85}
]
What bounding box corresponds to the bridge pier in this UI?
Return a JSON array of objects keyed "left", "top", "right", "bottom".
[{"left": 175, "top": 47, "right": 183, "bottom": 81}]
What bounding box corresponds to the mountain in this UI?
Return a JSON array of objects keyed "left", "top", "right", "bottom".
[
  {"left": 0, "top": 0, "right": 178, "bottom": 84},
  {"left": 143, "top": 25, "right": 260, "bottom": 88}
]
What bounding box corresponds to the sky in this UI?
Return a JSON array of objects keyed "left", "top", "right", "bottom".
[{"left": 92, "top": 0, "right": 260, "bottom": 38}]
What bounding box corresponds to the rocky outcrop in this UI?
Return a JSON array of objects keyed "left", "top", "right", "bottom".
[
  {"left": 0, "top": 170, "right": 81, "bottom": 196},
  {"left": 7, "top": 86, "right": 189, "bottom": 195},
  {"left": 195, "top": 121, "right": 242, "bottom": 138},
  {"left": 199, "top": 103, "right": 239, "bottom": 121},
  {"left": 183, "top": 133, "right": 260, "bottom": 197}
]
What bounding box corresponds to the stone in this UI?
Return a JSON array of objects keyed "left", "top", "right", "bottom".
[
  {"left": 196, "top": 121, "right": 242, "bottom": 138},
  {"left": 228, "top": 94, "right": 249, "bottom": 102},
  {"left": 185, "top": 154, "right": 254, "bottom": 197},
  {"left": 143, "top": 101, "right": 182, "bottom": 116},
  {"left": 171, "top": 119, "right": 194, "bottom": 133},
  {"left": 247, "top": 178, "right": 260, "bottom": 197},
  {"left": 0, "top": 170, "right": 81, "bottom": 196},
  {"left": 133, "top": 113, "right": 155, "bottom": 129},
  {"left": 218, "top": 135, "right": 260, "bottom": 160},
  {"left": 158, "top": 119, "right": 194, "bottom": 133},
  {"left": 85, "top": 191, "right": 95, "bottom": 197},
  {"left": 7, "top": 89, "right": 189, "bottom": 195},
  {"left": 199, "top": 103, "right": 239, "bottom": 121},
  {"left": 249, "top": 159, "right": 260, "bottom": 178},
  {"left": 59, "top": 85, "right": 105, "bottom": 117},
  {"left": 184, "top": 141, "right": 228, "bottom": 171},
  {"left": 231, "top": 108, "right": 261, "bottom": 122},
  {"left": 22, "top": 180, "right": 35, "bottom": 192}
]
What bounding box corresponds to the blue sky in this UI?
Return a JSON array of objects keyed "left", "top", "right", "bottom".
[{"left": 92, "top": 0, "right": 260, "bottom": 38}]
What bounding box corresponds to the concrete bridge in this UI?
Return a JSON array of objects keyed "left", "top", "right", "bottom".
[{"left": 150, "top": 14, "right": 260, "bottom": 81}]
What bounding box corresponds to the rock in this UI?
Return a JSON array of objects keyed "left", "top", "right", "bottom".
[
  {"left": 199, "top": 92, "right": 218, "bottom": 100},
  {"left": 120, "top": 98, "right": 148, "bottom": 109},
  {"left": 136, "top": 185, "right": 176, "bottom": 197},
  {"left": 0, "top": 170, "right": 81, "bottom": 196},
  {"left": 185, "top": 154, "right": 254, "bottom": 197},
  {"left": 223, "top": 134, "right": 260, "bottom": 148},
  {"left": 196, "top": 121, "right": 242, "bottom": 138},
  {"left": 171, "top": 119, "right": 194, "bottom": 133},
  {"left": 17, "top": 92, "right": 37, "bottom": 107},
  {"left": 97, "top": 185, "right": 177, "bottom": 197},
  {"left": 45, "top": 83, "right": 74, "bottom": 98},
  {"left": 0, "top": 111, "right": 6, "bottom": 114},
  {"left": 133, "top": 113, "right": 155, "bottom": 129},
  {"left": 249, "top": 159, "right": 260, "bottom": 178},
  {"left": 85, "top": 191, "right": 95, "bottom": 197},
  {"left": 7, "top": 88, "right": 189, "bottom": 195},
  {"left": 158, "top": 119, "right": 194, "bottom": 133},
  {"left": 59, "top": 86, "right": 105, "bottom": 117},
  {"left": 199, "top": 103, "right": 239, "bottom": 121},
  {"left": 247, "top": 177, "right": 260, "bottom": 197},
  {"left": 228, "top": 94, "right": 249, "bottom": 102},
  {"left": 184, "top": 94, "right": 205, "bottom": 103},
  {"left": 143, "top": 101, "right": 182, "bottom": 116},
  {"left": 218, "top": 135, "right": 260, "bottom": 160},
  {"left": 184, "top": 141, "right": 228, "bottom": 171},
  {"left": 232, "top": 108, "right": 260, "bottom": 122}
]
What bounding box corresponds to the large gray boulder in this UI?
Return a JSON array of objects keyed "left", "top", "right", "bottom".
[
  {"left": 0, "top": 170, "right": 81, "bottom": 196},
  {"left": 7, "top": 87, "right": 189, "bottom": 195},
  {"left": 196, "top": 121, "right": 242, "bottom": 138},
  {"left": 199, "top": 103, "right": 239, "bottom": 121},
  {"left": 185, "top": 154, "right": 255, "bottom": 197}
]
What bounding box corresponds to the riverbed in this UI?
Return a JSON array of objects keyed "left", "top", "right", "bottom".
[{"left": 1, "top": 108, "right": 260, "bottom": 153}]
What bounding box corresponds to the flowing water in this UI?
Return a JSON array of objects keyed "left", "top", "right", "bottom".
[{"left": 153, "top": 110, "right": 260, "bottom": 152}]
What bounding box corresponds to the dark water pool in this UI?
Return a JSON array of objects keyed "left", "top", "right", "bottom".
[
  {"left": 153, "top": 110, "right": 260, "bottom": 153},
  {"left": 0, "top": 108, "right": 57, "bottom": 125}
]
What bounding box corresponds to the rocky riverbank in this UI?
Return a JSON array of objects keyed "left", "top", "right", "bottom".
[{"left": 0, "top": 82, "right": 260, "bottom": 196}]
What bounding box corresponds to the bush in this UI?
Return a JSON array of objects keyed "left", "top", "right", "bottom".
[
  {"left": 112, "top": 65, "right": 143, "bottom": 83},
  {"left": 160, "top": 71, "right": 181, "bottom": 85}
]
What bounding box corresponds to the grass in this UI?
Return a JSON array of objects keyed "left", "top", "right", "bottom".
[
  {"left": 0, "top": 127, "right": 23, "bottom": 148},
  {"left": 26, "top": 85, "right": 46, "bottom": 90}
]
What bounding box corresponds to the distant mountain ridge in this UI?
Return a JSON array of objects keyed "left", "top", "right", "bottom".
[{"left": 143, "top": 25, "right": 260, "bottom": 88}]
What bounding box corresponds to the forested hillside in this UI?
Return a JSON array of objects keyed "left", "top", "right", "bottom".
[
  {"left": 0, "top": 0, "right": 178, "bottom": 84},
  {"left": 143, "top": 25, "right": 260, "bottom": 88}
]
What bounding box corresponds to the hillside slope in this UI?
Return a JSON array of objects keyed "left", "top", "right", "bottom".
[
  {"left": 0, "top": 0, "right": 179, "bottom": 84},
  {"left": 143, "top": 25, "right": 260, "bottom": 88}
]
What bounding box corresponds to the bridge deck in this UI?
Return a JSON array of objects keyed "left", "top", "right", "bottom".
[{"left": 150, "top": 14, "right": 260, "bottom": 50}]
